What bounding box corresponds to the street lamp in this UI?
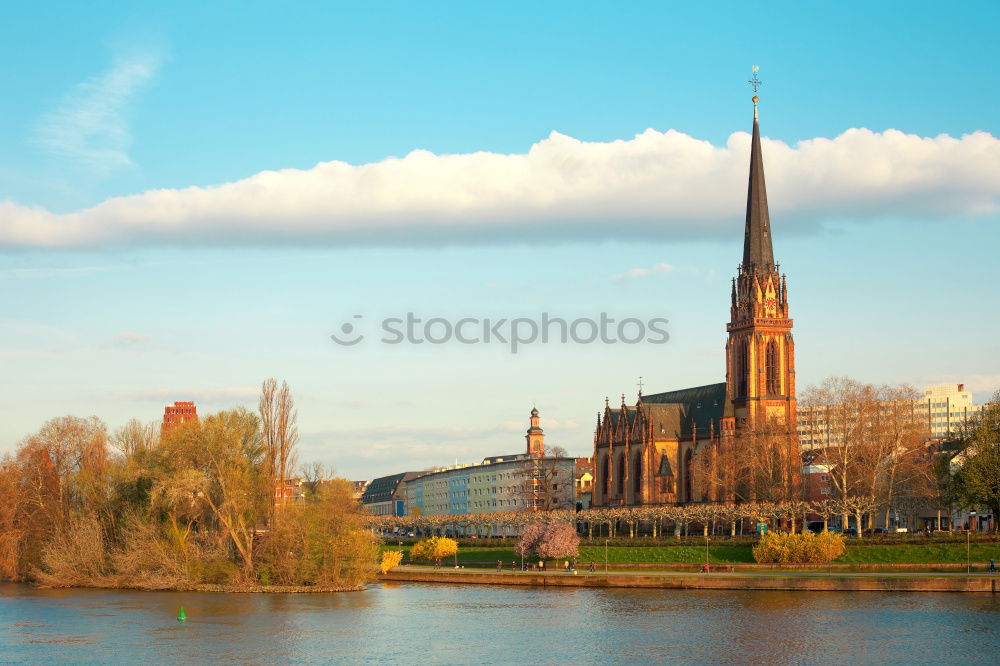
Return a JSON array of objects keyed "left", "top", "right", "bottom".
[
  {"left": 705, "top": 534, "right": 710, "bottom": 572},
  {"left": 967, "top": 510, "right": 977, "bottom": 575},
  {"left": 605, "top": 537, "right": 609, "bottom": 574}
]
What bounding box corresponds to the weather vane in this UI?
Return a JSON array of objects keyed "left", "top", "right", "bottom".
[{"left": 748, "top": 65, "right": 762, "bottom": 94}]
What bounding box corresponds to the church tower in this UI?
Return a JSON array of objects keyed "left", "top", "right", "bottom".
[
  {"left": 726, "top": 88, "right": 797, "bottom": 429},
  {"left": 526, "top": 407, "right": 545, "bottom": 457}
]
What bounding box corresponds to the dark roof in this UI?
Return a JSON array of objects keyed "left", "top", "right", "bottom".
[
  {"left": 742, "top": 105, "right": 775, "bottom": 273},
  {"left": 643, "top": 382, "right": 731, "bottom": 438},
  {"left": 482, "top": 453, "right": 528, "bottom": 464},
  {"left": 360, "top": 471, "right": 423, "bottom": 504}
]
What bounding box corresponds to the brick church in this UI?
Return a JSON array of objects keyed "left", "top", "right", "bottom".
[{"left": 592, "top": 92, "right": 798, "bottom": 507}]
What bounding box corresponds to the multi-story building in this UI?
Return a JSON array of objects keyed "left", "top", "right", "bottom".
[
  {"left": 915, "top": 384, "right": 984, "bottom": 440},
  {"left": 161, "top": 401, "right": 198, "bottom": 434},
  {"left": 404, "top": 408, "right": 575, "bottom": 519},
  {"left": 797, "top": 383, "right": 986, "bottom": 448},
  {"left": 361, "top": 471, "right": 424, "bottom": 516}
]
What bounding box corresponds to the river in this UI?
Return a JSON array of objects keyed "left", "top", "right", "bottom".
[{"left": 2, "top": 582, "right": 998, "bottom": 664}]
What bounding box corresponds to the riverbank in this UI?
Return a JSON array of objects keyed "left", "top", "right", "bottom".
[
  {"left": 383, "top": 541, "right": 1000, "bottom": 565},
  {"left": 15, "top": 578, "right": 367, "bottom": 594},
  {"left": 382, "top": 566, "right": 1000, "bottom": 593}
]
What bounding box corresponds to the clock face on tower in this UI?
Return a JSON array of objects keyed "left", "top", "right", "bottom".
[{"left": 765, "top": 297, "right": 777, "bottom": 315}]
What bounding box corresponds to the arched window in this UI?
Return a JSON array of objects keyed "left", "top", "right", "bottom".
[
  {"left": 766, "top": 339, "right": 780, "bottom": 395},
  {"left": 737, "top": 339, "right": 749, "bottom": 397},
  {"left": 602, "top": 454, "right": 610, "bottom": 498},
  {"left": 615, "top": 454, "right": 625, "bottom": 497},
  {"left": 632, "top": 453, "right": 643, "bottom": 501},
  {"left": 683, "top": 449, "right": 694, "bottom": 503}
]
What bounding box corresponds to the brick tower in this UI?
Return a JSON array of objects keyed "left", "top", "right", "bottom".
[{"left": 725, "top": 93, "right": 797, "bottom": 430}]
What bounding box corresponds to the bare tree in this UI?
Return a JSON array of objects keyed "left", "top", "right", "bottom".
[
  {"left": 259, "top": 379, "right": 299, "bottom": 510},
  {"left": 112, "top": 419, "right": 157, "bottom": 460},
  {"left": 518, "top": 457, "right": 573, "bottom": 512}
]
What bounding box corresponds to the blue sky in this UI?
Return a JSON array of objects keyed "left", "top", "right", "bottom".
[{"left": 2, "top": 2, "right": 999, "bottom": 478}]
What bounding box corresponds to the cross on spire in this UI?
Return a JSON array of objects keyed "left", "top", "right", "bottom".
[{"left": 748, "top": 65, "right": 762, "bottom": 94}]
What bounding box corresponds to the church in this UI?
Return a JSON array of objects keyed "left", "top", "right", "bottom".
[{"left": 592, "top": 90, "right": 798, "bottom": 507}]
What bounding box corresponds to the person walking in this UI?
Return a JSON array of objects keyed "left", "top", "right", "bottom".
[
  {"left": 496, "top": 559, "right": 502, "bottom": 572},
  {"left": 989, "top": 559, "right": 996, "bottom": 573},
  {"left": 589, "top": 561, "right": 596, "bottom": 573}
]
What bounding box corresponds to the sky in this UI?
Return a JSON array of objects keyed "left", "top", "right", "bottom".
[{"left": 2, "top": 2, "right": 999, "bottom": 479}]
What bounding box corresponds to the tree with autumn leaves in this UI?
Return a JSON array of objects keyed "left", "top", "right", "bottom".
[{"left": 0, "top": 380, "right": 378, "bottom": 588}]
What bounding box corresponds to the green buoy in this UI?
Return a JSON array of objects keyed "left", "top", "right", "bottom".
[{"left": 177, "top": 607, "right": 187, "bottom": 622}]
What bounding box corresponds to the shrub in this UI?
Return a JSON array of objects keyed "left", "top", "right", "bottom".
[
  {"left": 380, "top": 550, "right": 403, "bottom": 573},
  {"left": 410, "top": 537, "right": 458, "bottom": 564},
  {"left": 752, "top": 531, "right": 845, "bottom": 564}
]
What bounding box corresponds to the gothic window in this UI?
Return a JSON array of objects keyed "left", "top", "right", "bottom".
[
  {"left": 683, "top": 449, "right": 694, "bottom": 503},
  {"left": 603, "top": 455, "right": 611, "bottom": 497},
  {"left": 737, "top": 339, "right": 749, "bottom": 397},
  {"left": 615, "top": 455, "right": 625, "bottom": 497},
  {"left": 766, "top": 339, "right": 780, "bottom": 395},
  {"left": 632, "top": 453, "right": 643, "bottom": 499}
]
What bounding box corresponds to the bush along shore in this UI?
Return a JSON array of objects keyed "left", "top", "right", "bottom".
[
  {"left": 0, "top": 380, "right": 380, "bottom": 592},
  {"left": 382, "top": 539, "right": 1000, "bottom": 568}
]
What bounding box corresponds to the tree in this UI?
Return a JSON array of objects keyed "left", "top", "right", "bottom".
[
  {"left": 157, "top": 408, "right": 267, "bottom": 574},
  {"left": 953, "top": 393, "right": 1000, "bottom": 531},
  {"left": 547, "top": 445, "right": 569, "bottom": 458},
  {"left": 411, "top": 537, "right": 458, "bottom": 566},
  {"left": 517, "top": 456, "right": 573, "bottom": 512},
  {"left": 516, "top": 522, "right": 579, "bottom": 561},
  {"left": 259, "top": 378, "right": 299, "bottom": 511}
]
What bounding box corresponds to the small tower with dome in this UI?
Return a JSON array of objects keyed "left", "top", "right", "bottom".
[{"left": 526, "top": 407, "right": 545, "bottom": 457}]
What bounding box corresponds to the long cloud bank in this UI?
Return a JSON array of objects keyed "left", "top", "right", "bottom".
[{"left": 2, "top": 127, "right": 998, "bottom": 248}]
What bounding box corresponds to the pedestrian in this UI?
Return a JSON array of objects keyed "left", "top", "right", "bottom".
[
  {"left": 989, "top": 559, "right": 996, "bottom": 573},
  {"left": 589, "top": 561, "right": 596, "bottom": 573},
  {"left": 511, "top": 560, "right": 516, "bottom": 572},
  {"left": 496, "top": 559, "right": 502, "bottom": 572}
]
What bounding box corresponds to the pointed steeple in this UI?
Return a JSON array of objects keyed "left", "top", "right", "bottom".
[{"left": 742, "top": 94, "right": 775, "bottom": 273}]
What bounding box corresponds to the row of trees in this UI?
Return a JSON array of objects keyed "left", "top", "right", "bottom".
[
  {"left": 693, "top": 378, "right": 1000, "bottom": 532},
  {"left": 0, "top": 380, "right": 378, "bottom": 588},
  {"left": 369, "top": 497, "right": 881, "bottom": 539}
]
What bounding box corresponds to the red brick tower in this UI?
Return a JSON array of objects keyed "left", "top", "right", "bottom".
[{"left": 162, "top": 401, "right": 198, "bottom": 434}]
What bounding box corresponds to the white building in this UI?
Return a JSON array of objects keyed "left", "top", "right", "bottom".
[{"left": 914, "top": 384, "right": 984, "bottom": 440}]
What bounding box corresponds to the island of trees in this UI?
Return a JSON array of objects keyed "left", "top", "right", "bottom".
[{"left": 0, "top": 379, "right": 378, "bottom": 591}]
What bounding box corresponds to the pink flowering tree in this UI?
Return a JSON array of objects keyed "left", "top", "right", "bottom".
[
  {"left": 515, "top": 522, "right": 545, "bottom": 558},
  {"left": 516, "top": 522, "right": 580, "bottom": 560}
]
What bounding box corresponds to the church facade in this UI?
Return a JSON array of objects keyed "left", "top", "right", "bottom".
[{"left": 592, "top": 94, "right": 798, "bottom": 507}]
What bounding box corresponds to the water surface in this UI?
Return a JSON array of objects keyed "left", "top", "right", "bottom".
[{"left": 2, "top": 582, "right": 997, "bottom": 664}]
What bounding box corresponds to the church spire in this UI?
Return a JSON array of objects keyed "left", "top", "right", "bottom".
[{"left": 742, "top": 67, "right": 774, "bottom": 274}]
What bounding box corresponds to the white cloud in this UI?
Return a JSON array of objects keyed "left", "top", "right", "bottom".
[
  {"left": 613, "top": 262, "right": 676, "bottom": 281},
  {"left": 36, "top": 50, "right": 161, "bottom": 175},
  {"left": 113, "top": 332, "right": 153, "bottom": 346},
  {"left": 3, "top": 126, "right": 999, "bottom": 248}
]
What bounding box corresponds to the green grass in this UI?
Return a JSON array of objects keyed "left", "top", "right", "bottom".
[
  {"left": 836, "top": 543, "right": 1000, "bottom": 564},
  {"left": 383, "top": 542, "right": 1000, "bottom": 566}
]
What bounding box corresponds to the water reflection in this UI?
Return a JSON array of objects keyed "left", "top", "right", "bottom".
[{"left": 1, "top": 582, "right": 998, "bottom": 664}]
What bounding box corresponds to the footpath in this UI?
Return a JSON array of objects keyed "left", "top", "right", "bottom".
[{"left": 381, "top": 565, "right": 1000, "bottom": 593}]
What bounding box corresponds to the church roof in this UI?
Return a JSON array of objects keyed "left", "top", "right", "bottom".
[
  {"left": 742, "top": 98, "right": 775, "bottom": 274},
  {"left": 643, "top": 382, "right": 731, "bottom": 437}
]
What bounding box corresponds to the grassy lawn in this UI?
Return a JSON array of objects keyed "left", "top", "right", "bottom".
[{"left": 382, "top": 542, "right": 1000, "bottom": 566}]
